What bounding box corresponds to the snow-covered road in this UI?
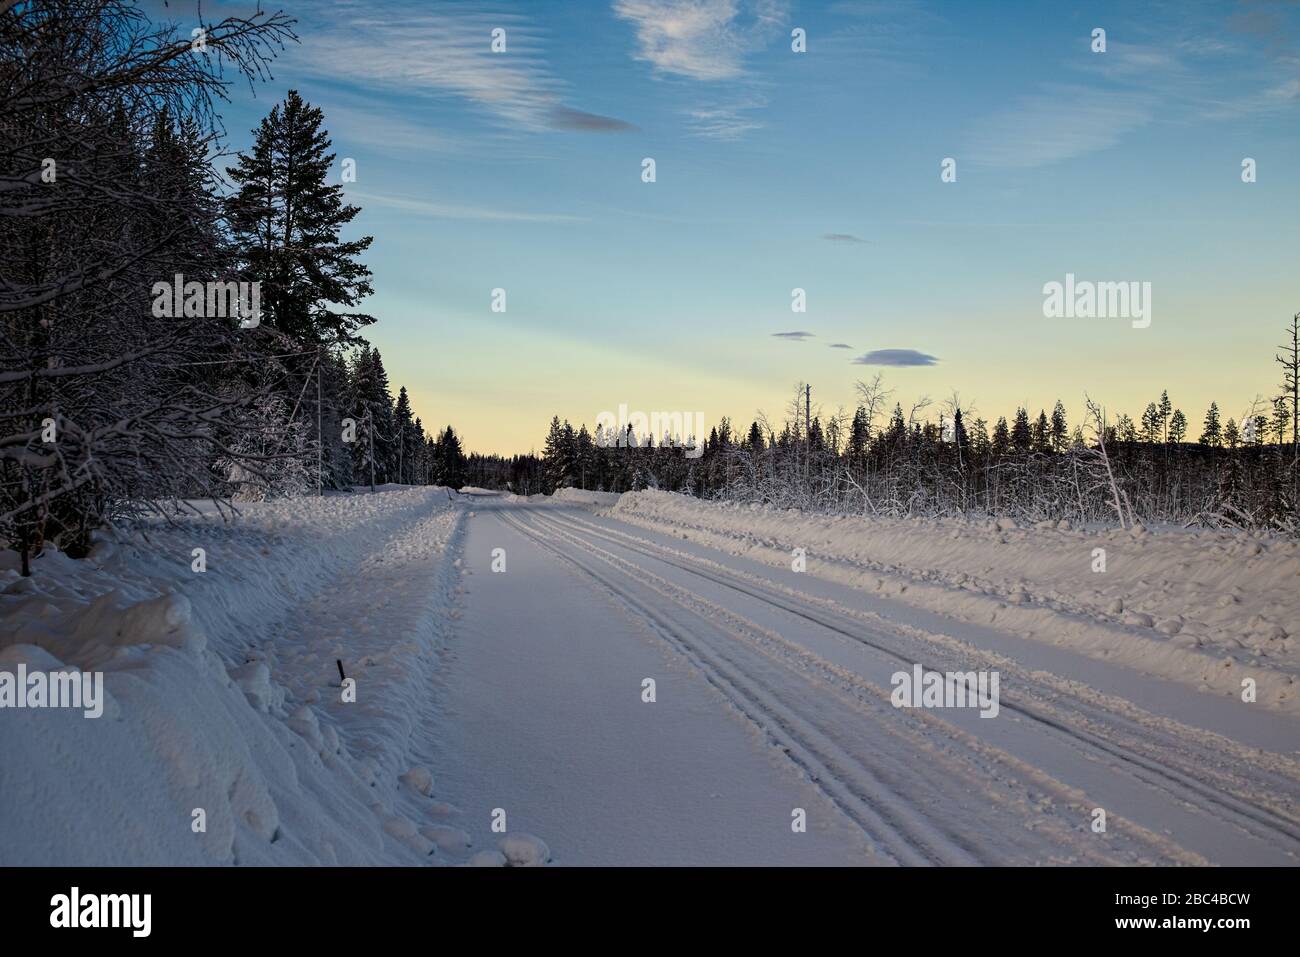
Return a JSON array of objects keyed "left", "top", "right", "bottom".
[{"left": 434, "top": 494, "right": 1300, "bottom": 866}]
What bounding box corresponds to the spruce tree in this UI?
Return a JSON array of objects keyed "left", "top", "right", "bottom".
[
  {"left": 1050, "top": 401, "right": 1068, "bottom": 452},
  {"left": 542, "top": 416, "right": 566, "bottom": 492},
  {"left": 1169, "top": 409, "right": 1187, "bottom": 444},
  {"left": 432, "top": 426, "right": 466, "bottom": 489},
  {"left": 228, "top": 90, "right": 375, "bottom": 344},
  {"left": 393, "top": 386, "right": 414, "bottom": 484},
  {"left": 349, "top": 346, "right": 396, "bottom": 485},
  {"left": 847, "top": 407, "right": 870, "bottom": 468},
  {"left": 808, "top": 417, "right": 825, "bottom": 453},
  {"left": 1115, "top": 413, "right": 1138, "bottom": 443},
  {"left": 560, "top": 421, "right": 577, "bottom": 486},
  {"left": 1141, "top": 403, "right": 1161, "bottom": 443},
  {"left": 1199, "top": 402, "right": 1222, "bottom": 447},
  {"left": 1031, "top": 410, "right": 1050, "bottom": 453},
  {"left": 317, "top": 349, "right": 355, "bottom": 490},
  {"left": 991, "top": 417, "right": 1010, "bottom": 457},
  {"left": 1273, "top": 398, "right": 1291, "bottom": 446},
  {"left": 886, "top": 404, "right": 907, "bottom": 444},
  {"left": 576, "top": 425, "right": 595, "bottom": 489},
  {"left": 1011, "top": 408, "right": 1031, "bottom": 452},
  {"left": 952, "top": 408, "right": 970, "bottom": 459}
]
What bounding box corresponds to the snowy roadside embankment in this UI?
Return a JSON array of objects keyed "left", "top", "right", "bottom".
[
  {"left": 608, "top": 491, "right": 1300, "bottom": 716},
  {"left": 0, "top": 486, "right": 498, "bottom": 865},
  {"left": 505, "top": 488, "right": 622, "bottom": 507},
  {"left": 548, "top": 488, "right": 622, "bottom": 507}
]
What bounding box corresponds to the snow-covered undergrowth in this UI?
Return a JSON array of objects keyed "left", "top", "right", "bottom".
[
  {"left": 0, "top": 486, "right": 543, "bottom": 865},
  {"left": 610, "top": 491, "right": 1300, "bottom": 715}
]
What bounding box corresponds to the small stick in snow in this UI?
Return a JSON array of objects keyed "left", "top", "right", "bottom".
[{"left": 336, "top": 659, "right": 346, "bottom": 683}]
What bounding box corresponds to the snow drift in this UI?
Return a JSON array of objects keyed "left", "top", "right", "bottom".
[{"left": 0, "top": 487, "right": 503, "bottom": 865}]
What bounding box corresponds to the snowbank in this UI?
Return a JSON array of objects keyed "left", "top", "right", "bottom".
[
  {"left": 612, "top": 491, "right": 1300, "bottom": 715},
  {"left": 550, "top": 488, "right": 622, "bottom": 507},
  {"left": 502, "top": 488, "right": 622, "bottom": 506},
  {"left": 0, "top": 487, "right": 480, "bottom": 865}
]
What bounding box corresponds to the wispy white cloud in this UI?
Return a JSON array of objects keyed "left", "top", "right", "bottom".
[
  {"left": 813, "top": 0, "right": 950, "bottom": 77},
  {"left": 1070, "top": 42, "right": 1182, "bottom": 80},
  {"left": 1201, "top": 66, "right": 1300, "bottom": 119},
  {"left": 286, "top": 0, "right": 631, "bottom": 135},
  {"left": 687, "top": 94, "right": 768, "bottom": 138},
  {"left": 348, "top": 189, "right": 586, "bottom": 224},
  {"left": 966, "top": 13, "right": 1300, "bottom": 169},
  {"left": 612, "top": 0, "right": 787, "bottom": 81},
  {"left": 612, "top": 0, "right": 786, "bottom": 139},
  {"left": 323, "top": 102, "right": 466, "bottom": 155},
  {"left": 965, "top": 85, "right": 1156, "bottom": 169}
]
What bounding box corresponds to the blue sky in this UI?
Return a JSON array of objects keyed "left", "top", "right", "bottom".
[{"left": 195, "top": 0, "right": 1299, "bottom": 453}]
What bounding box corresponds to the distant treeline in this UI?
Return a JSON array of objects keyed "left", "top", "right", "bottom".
[{"left": 529, "top": 349, "right": 1300, "bottom": 531}]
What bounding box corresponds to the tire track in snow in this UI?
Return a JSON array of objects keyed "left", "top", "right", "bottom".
[
  {"left": 521, "top": 513, "right": 1212, "bottom": 860},
  {"left": 497, "top": 509, "right": 975, "bottom": 865},
  {"left": 504, "top": 506, "right": 1212, "bottom": 864},
  {"left": 531, "top": 506, "right": 1300, "bottom": 862}
]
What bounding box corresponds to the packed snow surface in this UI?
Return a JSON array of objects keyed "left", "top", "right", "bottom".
[
  {"left": 4, "top": 486, "right": 1299, "bottom": 865},
  {"left": 434, "top": 492, "right": 1300, "bottom": 864}
]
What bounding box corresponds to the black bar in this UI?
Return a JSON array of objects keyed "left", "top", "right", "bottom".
[{"left": 0, "top": 866, "right": 1289, "bottom": 943}]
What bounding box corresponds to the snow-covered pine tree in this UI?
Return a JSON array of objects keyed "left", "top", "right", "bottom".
[
  {"left": 227, "top": 90, "right": 374, "bottom": 346},
  {"left": 317, "top": 349, "right": 355, "bottom": 490},
  {"left": 410, "top": 416, "right": 429, "bottom": 485},
  {"left": 347, "top": 347, "right": 397, "bottom": 486},
  {"left": 432, "top": 426, "right": 465, "bottom": 489},
  {"left": 393, "top": 387, "right": 415, "bottom": 485},
  {"left": 542, "top": 416, "right": 574, "bottom": 492},
  {"left": 225, "top": 90, "right": 378, "bottom": 497},
  {"left": 575, "top": 425, "right": 595, "bottom": 490}
]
